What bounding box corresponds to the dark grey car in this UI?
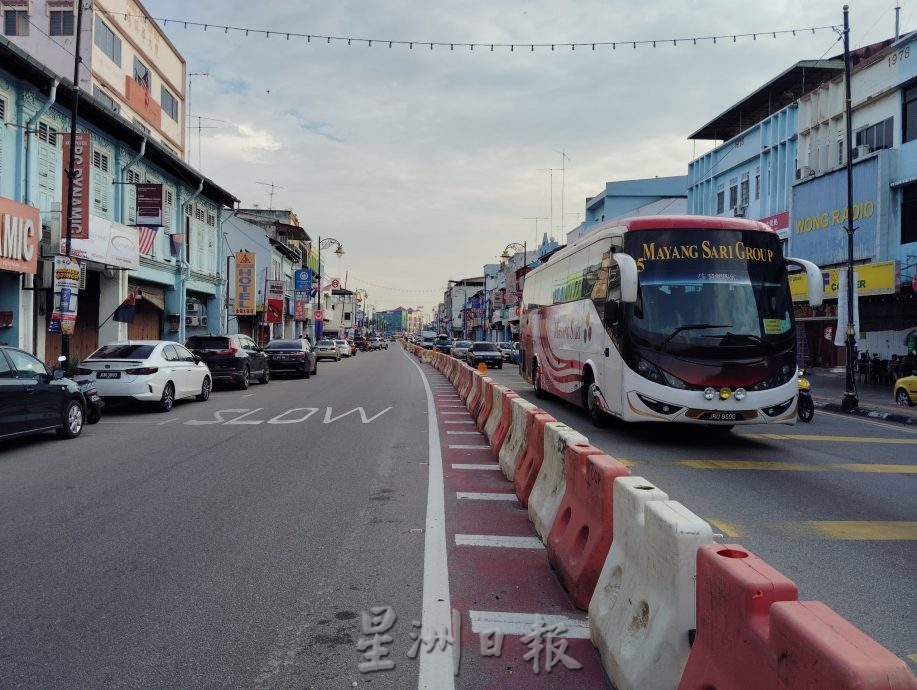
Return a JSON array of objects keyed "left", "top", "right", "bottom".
[
  {"left": 466, "top": 342, "right": 503, "bottom": 369},
  {"left": 264, "top": 339, "right": 318, "bottom": 378}
]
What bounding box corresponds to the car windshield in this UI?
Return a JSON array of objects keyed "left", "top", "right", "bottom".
[
  {"left": 88, "top": 344, "right": 155, "bottom": 359},
  {"left": 317, "top": 340, "right": 334, "bottom": 346},
  {"left": 266, "top": 340, "right": 301, "bottom": 349},
  {"left": 335, "top": 340, "right": 346, "bottom": 345},
  {"left": 455, "top": 341, "right": 471, "bottom": 348},
  {"left": 472, "top": 343, "right": 499, "bottom": 352},
  {"left": 185, "top": 336, "right": 230, "bottom": 349}
]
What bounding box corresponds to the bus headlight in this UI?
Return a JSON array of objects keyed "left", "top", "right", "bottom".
[
  {"left": 734, "top": 388, "right": 747, "bottom": 401},
  {"left": 704, "top": 387, "right": 716, "bottom": 400},
  {"left": 662, "top": 369, "right": 689, "bottom": 390},
  {"left": 719, "top": 387, "right": 732, "bottom": 400},
  {"left": 636, "top": 357, "right": 663, "bottom": 384}
]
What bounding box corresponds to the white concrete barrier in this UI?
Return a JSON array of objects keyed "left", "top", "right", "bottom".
[
  {"left": 589, "top": 476, "right": 713, "bottom": 690},
  {"left": 528, "top": 422, "right": 588, "bottom": 543},
  {"left": 498, "top": 398, "right": 538, "bottom": 481},
  {"left": 483, "top": 385, "right": 509, "bottom": 443}
]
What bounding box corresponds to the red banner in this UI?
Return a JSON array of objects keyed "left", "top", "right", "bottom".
[
  {"left": 294, "top": 299, "right": 306, "bottom": 321},
  {"left": 61, "top": 132, "right": 92, "bottom": 240},
  {"left": 266, "top": 298, "right": 283, "bottom": 324}
]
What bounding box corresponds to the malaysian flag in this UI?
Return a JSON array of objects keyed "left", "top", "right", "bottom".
[{"left": 137, "top": 226, "right": 158, "bottom": 255}]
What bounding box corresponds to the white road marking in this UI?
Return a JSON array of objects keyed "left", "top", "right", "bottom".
[
  {"left": 456, "top": 492, "right": 517, "bottom": 501},
  {"left": 451, "top": 464, "right": 501, "bottom": 470},
  {"left": 404, "top": 349, "right": 455, "bottom": 690},
  {"left": 446, "top": 431, "right": 484, "bottom": 435},
  {"left": 444, "top": 420, "right": 475, "bottom": 425},
  {"left": 157, "top": 418, "right": 178, "bottom": 425},
  {"left": 455, "top": 534, "right": 545, "bottom": 549},
  {"left": 448, "top": 444, "right": 491, "bottom": 450},
  {"left": 441, "top": 412, "right": 469, "bottom": 416},
  {"left": 469, "top": 610, "right": 590, "bottom": 638}
]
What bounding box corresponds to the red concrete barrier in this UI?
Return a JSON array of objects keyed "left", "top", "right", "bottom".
[
  {"left": 490, "top": 390, "right": 519, "bottom": 458},
  {"left": 512, "top": 412, "right": 556, "bottom": 507},
  {"left": 458, "top": 366, "right": 473, "bottom": 401},
  {"left": 547, "top": 445, "right": 631, "bottom": 610},
  {"left": 679, "top": 544, "right": 917, "bottom": 690},
  {"left": 475, "top": 380, "right": 495, "bottom": 431},
  {"left": 466, "top": 373, "right": 486, "bottom": 416}
]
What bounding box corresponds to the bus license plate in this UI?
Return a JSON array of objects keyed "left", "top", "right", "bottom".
[{"left": 701, "top": 412, "right": 738, "bottom": 422}]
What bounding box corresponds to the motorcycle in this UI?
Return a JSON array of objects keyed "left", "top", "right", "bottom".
[
  {"left": 79, "top": 379, "right": 104, "bottom": 424},
  {"left": 797, "top": 369, "right": 814, "bottom": 423}
]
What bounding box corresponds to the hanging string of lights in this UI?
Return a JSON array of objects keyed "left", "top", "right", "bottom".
[
  {"left": 345, "top": 276, "right": 446, "bottom": 294},
  {"left": 99, "top": 9, "right": 838, "bottom": 54}
]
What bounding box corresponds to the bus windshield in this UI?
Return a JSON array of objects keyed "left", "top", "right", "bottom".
[{"left": 625, "top": 228, "right": 794, "bottom": 356}]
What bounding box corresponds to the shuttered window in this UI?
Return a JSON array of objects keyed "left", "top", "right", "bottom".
[{"left": 92, "top": 150, "right": 112, "bottom": 217}]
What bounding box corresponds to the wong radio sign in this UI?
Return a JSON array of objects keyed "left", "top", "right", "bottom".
[{"left": 234, "top": 252, "right": 256, "bottom": 315}]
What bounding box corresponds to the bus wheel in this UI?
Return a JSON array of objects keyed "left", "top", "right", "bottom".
[
  {"left": 584, "top": 373, "right": 607, "bottom": 428},
  {"left": 533, "top": 362, "right": 547, "bottom": 399}
]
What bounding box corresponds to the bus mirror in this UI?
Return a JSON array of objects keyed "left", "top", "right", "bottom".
[
  {"left": 786, "top": 257, "right": 823, "bottom": 307},
  {"left": 612, "top": 252, "right": 639, "bottom": 303},
  {"left": 603, "top": 300, "right": 620, "bottom": 325}
]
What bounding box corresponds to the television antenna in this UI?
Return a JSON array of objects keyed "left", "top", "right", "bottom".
[
  {"left": 186, "top": 72, "right": 209, "bottom": 164},
  {"left": 192, "top": 115, "right": 225, "bottom": 170},
  {"left": 557, "top": 149, "right": 572, "bottom": 237},
  {"left": 256, "top": 181, "right": 285, "bottom": 209}
]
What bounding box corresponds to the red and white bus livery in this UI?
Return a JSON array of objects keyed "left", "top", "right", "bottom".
[{"left": 519, "top": 216, "right": 823, "bottom": 427}]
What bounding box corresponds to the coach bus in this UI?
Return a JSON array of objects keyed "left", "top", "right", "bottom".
[{"left": 519, "top": 216, "right": 823, "bottom": 427}]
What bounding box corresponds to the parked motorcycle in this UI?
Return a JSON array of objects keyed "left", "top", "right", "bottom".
[
  {"left": 79, "top": 379, "right": 104, "bottom": 424},
  {"left": 797, "top": 369, "right": 814, "bottom": 423}
]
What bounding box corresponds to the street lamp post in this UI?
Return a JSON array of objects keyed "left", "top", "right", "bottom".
[
  {"left": 500, "top": 242, "right": 527, "bottom": 342},
  {"left": 841, "top": 5, "right": 859, "bottom": 411},
  {"left": 316, "top": 237, "right": 344, "bottom": 342}
]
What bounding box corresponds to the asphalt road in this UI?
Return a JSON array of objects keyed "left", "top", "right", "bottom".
[
  {"left": 482, "top": 361, "right": 917, "bottom": 667},
  {"left": 0, "top": 348, "right": 428, "bottom": 689}
]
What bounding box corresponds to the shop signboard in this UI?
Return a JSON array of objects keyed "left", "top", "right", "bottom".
[
  {"left": 0, "top": 196, "right": 39, "bottom": 275},
  {"left": 62, "top": 216, "right": 139, "bottom": 269},
  {"left": 135, "top": 183, "right": 163, "bottom": 226},
  {"left": 790, "top": 158, "right": 879, "bottom": 266},
  {"left": 60, "top": 132, "right": 92, "bottom": 240},
  {"left": 234, "top": 252, "right": 256, "bottom": 315},
  {"left": 789, "top": 260, "right": 897, "bottom": 301},
  {"left": 50, "top": 255, "right": 80, "bottom": 334}
]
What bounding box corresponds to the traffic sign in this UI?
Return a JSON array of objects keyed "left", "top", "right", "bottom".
[
  {"left": 331, "top": 278, "right": 341, "bottom": 290},
  {"left": 314, "top": 309, "right": 323, "bottom": 320}
]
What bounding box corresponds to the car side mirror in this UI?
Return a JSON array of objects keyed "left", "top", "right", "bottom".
[
  {"left": 51, "top": 367, "right": 66, "bottom": 380},
  {"left": 193, "top": 355, "right": 202, "bottom": 365},
  {"left": 603, "top": 300, "right": 620, "bottom": 326}
]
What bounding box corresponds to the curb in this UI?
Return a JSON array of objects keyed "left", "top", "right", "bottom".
[{"left": 814, "top": 400, "right": 917, "bottom": 426}]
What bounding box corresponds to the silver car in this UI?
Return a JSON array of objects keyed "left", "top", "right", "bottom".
[
  {"left": 314, "top": 339, "right": 341, "bottom": 361},
  {"left": 451, "top": 340, "right": 472, "bottom": 360}
]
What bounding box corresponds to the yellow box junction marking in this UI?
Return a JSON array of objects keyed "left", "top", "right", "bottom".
[
  {"left": 680, "top": 460, "right": 917, "bottom": 474},
  {"left": 740, "top": 433, "right": 917, "bottom": 444},
  {"left": 706, "top": 519, "right": 745, "bottom": 538},
  {"left": 785, "top": 521, "right": 917, "bottom": 541}
]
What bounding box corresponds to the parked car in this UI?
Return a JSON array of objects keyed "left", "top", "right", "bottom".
[
  {"left": 894, "top": 373, "right": 917, "bottom": 407},
  {"left": 497, "top": 342, "right": 514, "bottom": 361},
  {"left": 335, "top": 339, "right": 353, "bottom": 357},
  {"left": 185, "top": 334, "right": 269, "bottom": 389},
  {"left": 265, "top": 339, "right": 318, "bottom": 378},
  {"left": 347, "top": 339, "right": 359, "bottom": 356},
  {"left": 75, "top": 341, "right": 212, "bottom": 412},
  {"left": 314, "top": 339, "right": 341, "bottom": 361},
  {"left": 466, "top": 342, "right": 503, "bottom": 369},
  {"left": 452, "top": 340, "right": 472, "bottom": 360},
  {"left": 0, "top": 346, "right": 89, "bottom": 440}
]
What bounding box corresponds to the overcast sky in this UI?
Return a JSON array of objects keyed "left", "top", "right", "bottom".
[{"left": 143, "top": 0, "right": 914, "bottom": 312}]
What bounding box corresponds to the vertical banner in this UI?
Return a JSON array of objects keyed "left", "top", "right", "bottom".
[
  {"left": 834, "top": 269, "right": 860, "bottom": 346},
  {"left": 60, "top": 132, "right": 92, "bottom": 240},
  {"left": 234, "top": 251, "right": 256, "bottom": 315},
  {"left": 266, "top": 280, "right": 285, "bottom": 324},
  {"left": 50, "top": 255, "right": 80, "bottom": 334}
]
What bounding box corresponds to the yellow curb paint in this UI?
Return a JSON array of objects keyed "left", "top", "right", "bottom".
[
  {"left": 786, "top": 521, "right": 917, "bottom": 540},
  {"left": 680, "top": 460, "right": 917, "bottom": 474},
  {"left": 740, "top": 433, "right": 917, "bottom": 444},
  {"left": 907, "top": 653, "right": 917, "bottom": 664},
  {"left": 706, "top": 519, "right": 745, "bottom": 538}
]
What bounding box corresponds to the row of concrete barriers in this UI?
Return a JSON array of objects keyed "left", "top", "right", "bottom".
[{"left": 407, "top": 342, "right": 917, "bottom": 690}]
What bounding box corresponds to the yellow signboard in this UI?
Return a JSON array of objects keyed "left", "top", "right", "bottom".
[
  {"left": 234, "top": 251, "right": 256, "bottom": 315},
  {"left": 789, "top": 260, "right": 897, "bottom": 302}
]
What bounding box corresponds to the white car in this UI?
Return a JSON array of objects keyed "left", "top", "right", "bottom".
[
  {"left": 334, "top": 339, "right": 352, "bottom": 357},
  {"left": 74, "top": 340, "right": 212, "bottom": 412}
]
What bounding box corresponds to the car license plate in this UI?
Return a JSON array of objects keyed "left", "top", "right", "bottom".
[
  {"left": 274, "top": 355, "right": 288, "bottom": 360},
  {"left": 97, "top": 371, "right": 120, "bottom": 379},
  {"left": 700, "top": 411, "right": 738, "bottom": 421}
]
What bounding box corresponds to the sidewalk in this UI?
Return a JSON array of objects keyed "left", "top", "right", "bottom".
[{"left": 806, "top": 367, "right": 917, "bottom": 427}]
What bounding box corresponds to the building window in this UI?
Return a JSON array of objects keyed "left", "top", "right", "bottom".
[
  {"left": 854, "top": 117, "right": 894, "bottom": 155},
  {"left": 49, "top": 10, "right": 74, "bottom": 36},
  {"left": 161, "top": 86, "right": 178, "bottom": 121},
  {"left": 905, "top": 84, "right": 917, "bottom": 145},
  {"left": 4, "top": 10, "right": 29, "bottom": 36},
  {"left": 740, "top": 178, "right": 749, "bottom": 206},
  {"left": 754, "top": 173, "right": 760, "bottom": 200},
  {"left": 92, "top": 150, "right": 110, "bottom": 173},
  {"left": 133, "top": 57, "right": 151, "bottom": 90},
  {"left": 206, "top": 212, "right": 215, "bottom": 227},
  {"left": 126, "top": 169, "right": 142, "bottom": 184},
  {"left": 0, "top": 97, "right": 5, "bottom": 122},
  {"left": 94, "top": 16, "right": 121, "bottom": 65},
  {"left": 195, "top": 207, "right": 205, "bottom": 222},
  {"left": 728, "top": 184, "right": 738, "bottom": 209},
  {"left": 92, "top": 85, "right": 120, "bottom": 114},
  {"left": 37, "top": 122, "right": 58, "bottom": 146},
  {"left": 716, "top": 190, "right": 725, "bottom": 214},
  {"left": 903, "top": 183, "right": 917, "bottom": 245}
]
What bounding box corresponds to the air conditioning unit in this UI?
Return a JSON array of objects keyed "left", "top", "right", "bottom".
[
  {"left": 186, "top": 301, "right": 199, "bottom": 314},
  {"left": 200, "top": 315, "right": 208, "bottom": 327},
  {"left": 797, "top": 166, "right": 812, "bottom": 179},
  {"left": 186, "top": 315, "right": 199, "bottom": 327},
  {"left": 853, "top": 144, "right": 872, "bottom": 159},
  {"left": 732, "top": 204, "right": 746, "bottom": 218}
]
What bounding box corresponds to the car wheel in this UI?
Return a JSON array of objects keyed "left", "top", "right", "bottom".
[
  {"left": 303, "top": 364, "right": 311, "bottom": 379},
  {"left": 259, "top": 367, "right": 270, "bottom": 385},
  {"left": 159, "top": 382, "right": 175, "bottom": 412},
  {"left": 497, "top": 363, "right": 503, "bottom": 369},
  {"left": 312, "top": 360, "right": 318, "bottom": 376},
  {"left": 56, "top": 400, "right": 85, "bottom": 439},
  {"left": 196, "top": 376, "right": 212, "bottom": 402},
  {"left": 533, "top": 362, "right": 547, "bottom": 399},
  {"left": 895, "top": 388, "right": 913, "bottom": 407},
  {"left": 238, "top": 365, "right": 250, "bottom": 390}
]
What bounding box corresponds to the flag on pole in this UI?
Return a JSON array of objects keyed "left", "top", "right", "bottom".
[
  {"left": 137, "top": 226, "right": 158, "bottom": 255},
  {"left": 169, "top": 233, "right": 184, "bottom": 258},
  {"left": 113, "top": 288, "right": 140, "bottom": 324}
]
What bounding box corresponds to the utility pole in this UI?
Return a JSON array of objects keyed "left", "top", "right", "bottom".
[{"left": 841, "top": 5, "right": 859, "bottom": 412}]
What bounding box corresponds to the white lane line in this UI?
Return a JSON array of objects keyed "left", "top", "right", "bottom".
[
  {"left": 456, "top": 492, "right": 517, "bottom": 501},
  {"left": 469, "top": 611, "right": 590, "bottom": 639},
  {"left": 452, "top": 464, "right": 501, "bottom": 470},
  {"left": 404, "top": 349, "right": 455, "bottom": 689},
  {"left": 447, "top": 431, "right": 484, "bottom": 435},
  {"left": 441, "top": 412, "right": 470, "bottom": 416},
  {"left": 449, "top": 444, "right": 491, "bottom": 450},
  {"left": 157, "top": 418, "right": 178, "bottom": 425},
  {"left": 444, "top": 420, "right": 475, "bottom": 425},
  {"left": 455, "top": 534, "right": 545, "bottom": 549}
]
